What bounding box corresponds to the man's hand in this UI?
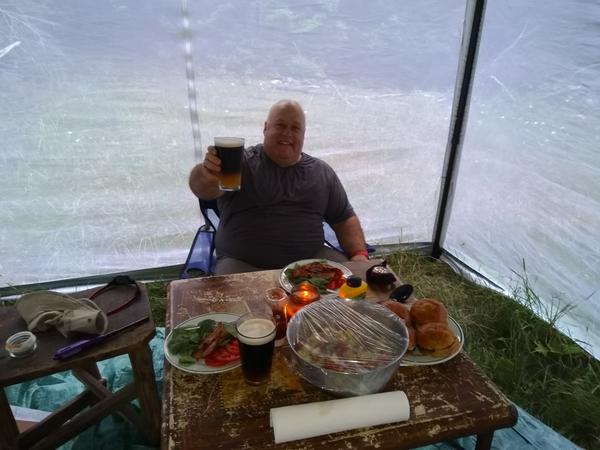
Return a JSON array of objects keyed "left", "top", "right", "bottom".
[
  {"left": 350, "top": 253, "right": 369, "bottom": 261},
  {"left": 189, "top": 146, "right": 224, "bottom": 200},
  {"left": 202, "top": 146, "right": 222, "bottom": 176}
]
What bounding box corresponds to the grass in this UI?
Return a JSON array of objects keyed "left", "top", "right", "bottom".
[
  {"left": 146, "top": 251, "right": 599, "bottom": 449},
  {"left": 385, "top": 251, "right": 600, "bottom": 450},
  {"left": 146, "top": 282, "right": 167, "bottom": 327}
]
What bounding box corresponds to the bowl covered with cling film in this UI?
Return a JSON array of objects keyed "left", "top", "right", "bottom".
[{"left": 286, "top": 298, "right": 409, "bottom": 396}]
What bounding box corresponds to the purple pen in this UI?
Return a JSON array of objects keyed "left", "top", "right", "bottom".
[{"left": 53, "top": 317, "right": 148, "bottom": 360}]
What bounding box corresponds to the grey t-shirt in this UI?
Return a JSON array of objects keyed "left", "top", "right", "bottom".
[{"left": 215, "top": 144, "right": 355, "bottom": 269}]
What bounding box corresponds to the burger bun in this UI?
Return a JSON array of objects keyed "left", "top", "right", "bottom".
[
  {"left": 380, "top": 300, "right": 412, "bottom": 326},
  {"left": 416, "top": 322, "right": 459, "bottom": 357},
  {"left": 410, "top": 298, "right": 448, "bottom": 326}
]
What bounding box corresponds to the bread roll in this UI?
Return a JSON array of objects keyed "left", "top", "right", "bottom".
[
  {"left": 380, "top": 300, "right": 412, "bottom": 326},
  {"left": 410, "top": 298, "right": 448, "bottom": 326},
  {"left": 416, "top": 322, "right": 459, "bottom": 357}
]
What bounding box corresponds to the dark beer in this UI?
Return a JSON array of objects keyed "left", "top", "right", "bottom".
[
  {"left": 236, "top": 316, "right": 276, "bottom": 385},
  {"left": 214, "top": 137, "right": 244, "bottom": 191}
]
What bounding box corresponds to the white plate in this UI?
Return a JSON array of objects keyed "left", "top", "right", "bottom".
[
  {"left": 164, "top": 312, "right": 241, "bottom": 374},
  {"left": 279, "top": 259, "right": 353, "bottom": 294},
  {"left": 400, "top": 316, "right": 464, "bottom": 366}
]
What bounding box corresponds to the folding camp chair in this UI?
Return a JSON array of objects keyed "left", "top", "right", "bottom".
[
  {"left": 180, "top": 200, "right": 219, "bottom": 279},
  {"left": 179, "top": 199, "right": 373, "bottom": 279}
]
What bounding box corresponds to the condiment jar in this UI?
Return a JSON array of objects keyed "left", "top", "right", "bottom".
[
  {"left": 265, "top": 287, "right": 288, "bottom": 344},
  {"left": 338, "top": 276, "right": 368, "bottom": 300}
]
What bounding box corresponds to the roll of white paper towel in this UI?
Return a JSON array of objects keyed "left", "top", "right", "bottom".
[{"left": 270, "top": 390, "right": 410, "bottom": 444}]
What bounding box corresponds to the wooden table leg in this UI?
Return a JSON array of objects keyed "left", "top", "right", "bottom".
[
  {"left": 17, "top": 389, "right": 98, "bottom": 450},
  {"left": 29, "top": 384, "right": 138, "bottom": 450},
  {"left": 73, "top": 367, "right": 148, "bottom": 432},
  {"left": 129, "top": 343, "right": 161, "bottom": 445},
  {"left": 80, "top": 360, "right": 101, "bottom": 378},
  {"left": 475, "top": 431, "right": 494, "bottom": 450},
  {"left": 0, "top": 388, "right": 19, "bottom": 450}
]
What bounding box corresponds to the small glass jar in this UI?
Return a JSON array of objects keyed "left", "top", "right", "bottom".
[
  {"left": 265, "top": 287, "right": 289, "bottom": 345},
  {"left": 286, "top": 282, "right": 321, "bottom": 319}
]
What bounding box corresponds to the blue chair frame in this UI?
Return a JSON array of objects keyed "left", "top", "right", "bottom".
[{"left": 180, "top": 200, "right": 219, "bottom": 279}]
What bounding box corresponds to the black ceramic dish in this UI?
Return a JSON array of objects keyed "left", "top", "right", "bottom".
[
  {"left": 365, "top": 261, "right": 397, "bottom": 285},
  {"left": 389, "top": 284, "right": 413, "bottom": 303}
]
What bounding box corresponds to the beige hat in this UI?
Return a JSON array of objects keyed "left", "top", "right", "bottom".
[{"left": 16, "top": 291, "right": 108, "bottom": 337}]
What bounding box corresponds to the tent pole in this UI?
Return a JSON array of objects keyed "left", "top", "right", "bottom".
[
  {"left": 181, "top": 0, "right": 203, "bottom": 162},
  {"left": 431, "top": 0, "right": 487, "bottom": 258}
]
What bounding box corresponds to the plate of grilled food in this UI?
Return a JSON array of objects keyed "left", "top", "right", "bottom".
[{"left": 279, "top": 259, "right": 353, "bottom": 295}]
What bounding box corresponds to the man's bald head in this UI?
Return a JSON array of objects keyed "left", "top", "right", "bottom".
[
  {"left": 262, "top": 99, "right": 306, "bottom": 167},
  {"left": 266, "top": 99, "right": 306, "bottom": 124}
]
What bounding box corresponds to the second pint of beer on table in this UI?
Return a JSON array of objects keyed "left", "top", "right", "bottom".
[{"left": 235, "top": 312, "right": 276, "bottom": 385}]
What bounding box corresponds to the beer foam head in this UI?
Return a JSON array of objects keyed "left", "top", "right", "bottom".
[
  {"left": 214, "top": 137, "right": 245, "bottom": 148},
  {"left": 237, "top": 318, "right": 276, "bottom": 345}
]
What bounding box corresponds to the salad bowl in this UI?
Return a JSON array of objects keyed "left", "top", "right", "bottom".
[{"left": 287, "top": 298, "right": 409, "bottom": 396}]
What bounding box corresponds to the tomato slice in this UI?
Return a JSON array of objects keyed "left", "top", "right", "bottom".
[
  {"left": 326, "top": 276, "right": 345, "bottom": 290},
  {"left": 204, "top": 354, "right": 230, "bottom": 367},
  {"left": 226, "top": 339, "right": 240, "bottom": 355},
  {"left": 204, "top": 339, "right": 240, "bottom": 367}
]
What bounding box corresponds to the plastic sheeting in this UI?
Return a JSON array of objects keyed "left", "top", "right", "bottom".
[
  {"left": 0, "top": 0, "right": 198, "bottom": 283},
  {"left": 0, "top": 1, "right": 465, "bottom": 287},
  {"left": 443, "top": 1, "right": 600, "bottom": 358}
]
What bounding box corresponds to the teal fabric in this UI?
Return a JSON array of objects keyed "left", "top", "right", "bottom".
[{"left": 6, "top": 328, "right": 581, "bottom": 450}]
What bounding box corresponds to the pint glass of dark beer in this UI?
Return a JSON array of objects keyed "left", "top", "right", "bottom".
[
  {"left": 235, "top": 312, "right": 276, "bottom": 385},
  {"left": 214, "top": 137, "right": 244, "bottom": 191}
]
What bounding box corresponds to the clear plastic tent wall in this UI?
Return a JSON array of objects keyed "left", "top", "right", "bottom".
[
  {"left": 444, "top": 1, "right": 600, "bottom": 358},
  {"left": 1, "top": 0, "right": 465, "bottom": 280},
  {"left": 1, "top": 1, "right": 197, "bottom": 280},
  {"left": 1, "top": 1, "right": 598, "bottom": 357}
]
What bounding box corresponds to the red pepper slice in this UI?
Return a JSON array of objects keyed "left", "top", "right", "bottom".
[{"left": 204, "top": 339, "right": 240, "bottom": 367}]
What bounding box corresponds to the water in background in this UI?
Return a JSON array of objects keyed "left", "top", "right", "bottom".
[{"left": 0, "top": 1, "right": 598, "bottom": 355}]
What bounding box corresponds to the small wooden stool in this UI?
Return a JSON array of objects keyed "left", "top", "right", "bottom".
[{"left": 0, "top": 283, "right": 161, "bottom": 450}]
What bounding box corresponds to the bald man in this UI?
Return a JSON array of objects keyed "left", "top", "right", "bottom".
[{"left": 189, "top": 99, "right": 368, "bottom": 275}]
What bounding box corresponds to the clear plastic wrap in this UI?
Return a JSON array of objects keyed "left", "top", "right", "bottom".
[{"left": 287, "top": 298, "right": 409, "bottom": 396}]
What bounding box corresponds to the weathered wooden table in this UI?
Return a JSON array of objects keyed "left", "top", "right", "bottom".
[
  {"left": 0, "top": 283, "right": 161, "bottom": 450},
  {"left": 162, "top": 260, "right": 517, "bottom": 450}
]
